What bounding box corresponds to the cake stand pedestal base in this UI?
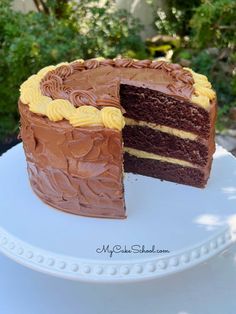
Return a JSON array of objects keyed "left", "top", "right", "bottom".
[{"left": 0, "top": 144, "right": 235, "bottom": 283}]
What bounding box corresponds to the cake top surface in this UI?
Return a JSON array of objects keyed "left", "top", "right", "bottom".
[
  {"left": 41, "top": 59, "right": 195, "bottom": 106},
  {"left": 20, "top": 58, "right": 216, "bottom": 130}
]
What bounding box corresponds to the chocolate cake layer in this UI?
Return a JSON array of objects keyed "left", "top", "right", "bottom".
[
  {"left": 124, "top": 152, "right": 211, "bottom": 188},
  {"left": 123, "top": 125, "right": 209, "bottom": 166},
  {"left": 19, "top": 101, "right": 126, "bottom": 219},
  {"left": 120, "top": 84, "right": 214, "bottom": 139}
]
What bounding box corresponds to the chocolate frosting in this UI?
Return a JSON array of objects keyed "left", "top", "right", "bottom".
[
  {"left": 40, "top": 59, "right": 195, "bottom": 109},
  {"left": 19, "top": 101, "right": 126, "bottom": 218}
]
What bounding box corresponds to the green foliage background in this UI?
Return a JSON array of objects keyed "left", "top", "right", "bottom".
[
  {"left": 0, "top": 0, "right": 146, "bottom": 139},
  {"left": 153, "top": 0, "right": 236, "bottom": 129},
  {"left": 0, "top": 0, "right": 235, "bottom": 140}
]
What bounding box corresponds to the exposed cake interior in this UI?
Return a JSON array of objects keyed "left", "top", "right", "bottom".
[{"left": 119, "top": 83, "right": 215, "bottom": 188}]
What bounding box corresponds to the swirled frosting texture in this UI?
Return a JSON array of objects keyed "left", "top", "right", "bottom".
[
  {"left": 20, "top": 62, "right": 125, "bottom": 131},
  {"left": 19, "top": 101, "right": 126, "bottom": 218},
  {"left": 19, "top": 58, "right": 216, "bottom": 133}
]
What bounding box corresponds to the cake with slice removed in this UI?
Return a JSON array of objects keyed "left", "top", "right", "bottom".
[{"left": 19, "top": 58, "right": 217, "bottom": 218}]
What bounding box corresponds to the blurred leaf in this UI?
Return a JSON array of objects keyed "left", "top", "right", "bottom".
[{"left": 0, "top": 0, "right": 146, "bottom": 139}]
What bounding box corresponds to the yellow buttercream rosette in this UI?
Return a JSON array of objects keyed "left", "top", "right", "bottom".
[
  {"left": 184, "top": 67, "right": 216, "bottom": 109},
  {"left": 101, "top": 107, "right": 125, "bottom": 131},
  {"left": 19, "top": 62, "right": 125, "bottom": 131},
  {"left": 69, "top": 106, "right": 103, "bottom": 127},
  {"left": 46, "top": 99, "right": 76, "bottom": 122}
]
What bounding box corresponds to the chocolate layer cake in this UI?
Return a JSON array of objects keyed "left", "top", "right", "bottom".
[{"left": 19, "top": 58, "right": 217, "bottom": 218}]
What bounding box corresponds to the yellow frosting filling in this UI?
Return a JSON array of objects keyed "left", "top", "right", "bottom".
[
  {"left": 184, "top": 67, "right": 216, "bottom": 109},
  {"left": 19, "top": 62, "right": 125, "bottom": 131},
  {"left": 124, "top": 147, "right": 197, "bottom": 168},
  {"left": 125, "top": 117, "right": 197, "bottom": 140}
]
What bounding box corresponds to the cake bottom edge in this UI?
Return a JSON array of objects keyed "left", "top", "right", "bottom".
[
  {"left": 124, "top": 152, "right": 211, "bottom": 188},
  {"left": 30, "top": 184, "right": 127, "bottom": 219},
  {"left": 27, "top": 163, "right": 126, "bottom": 220}
]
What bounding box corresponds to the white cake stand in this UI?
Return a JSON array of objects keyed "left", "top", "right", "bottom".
[{"left": 0, "top": 144, "right": 235, "bottom": 283}]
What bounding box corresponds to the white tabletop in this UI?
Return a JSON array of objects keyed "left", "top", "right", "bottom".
[{"left": 1, "top": 243, "right": 236, "bottom": 314}]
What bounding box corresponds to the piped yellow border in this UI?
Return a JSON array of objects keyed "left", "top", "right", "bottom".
[
  {"left": 184, "top": 68, "right": 216, "bottom": 110},
  {"left": 19, "top": 62, "right": 125, "bottom": 131},
  {"left": 19, "top": 60, "right": 215, "bottom": 132}
]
